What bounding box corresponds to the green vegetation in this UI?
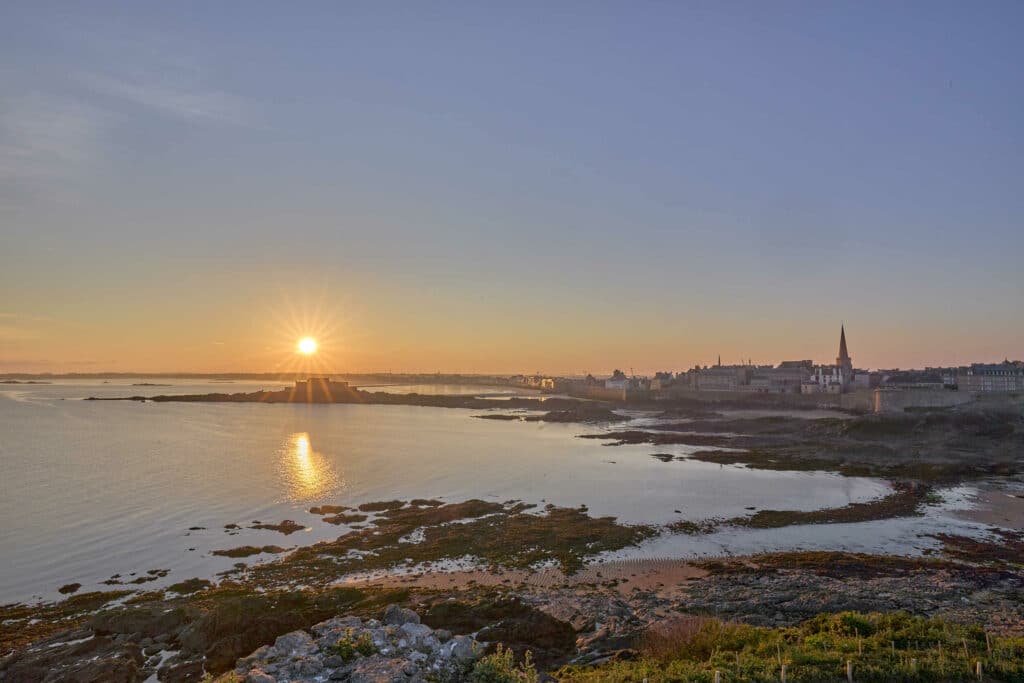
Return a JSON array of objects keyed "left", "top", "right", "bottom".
[
  {"left": 470, "top": 645, "right": 538, "bottom": 683},
  {"left": 668, "top": 484, "right": 930, "bottom": 536},
  {"left": 323, "top": 512, "right": 368, "bottom": 525},
  {"left": 233, "top": 500, "right": 654, "bottom": 588},
  {"left": 696, "top": 551, "right": 963, "bottom": 579},
  {"left": 558, "top": 612, "right": 1024, "bottom": 682},
  {"left": 731, "top": 483, "right": 929, "bottom": 529},
  {"left": 167, "top": 578, "right": 214, "bottom": 595},
  {"left": 669, "top": 519, "right": 720, "bottom": 535},
  {"left": 309, "top": 505, "right": 351, "bottom": 515},
  {"left": 0, "top": 590, "right": 133, "bottom": 653},
  {"left": 934, "top": 529, "right": 1024, "bottom": 567},
  {"left": 325, "top": 628, "right": 379, "bottom": 662}
]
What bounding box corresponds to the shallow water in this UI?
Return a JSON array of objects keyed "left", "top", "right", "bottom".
[{"left": 0, "top": 379, "right": 969, "bottom": 602}]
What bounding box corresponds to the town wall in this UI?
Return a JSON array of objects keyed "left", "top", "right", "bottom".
[
  {"left": 661, "top": 387, "right": 876, "bottom": 411},
  {"left": 567, "top": 385, "right": 628, "bottom": 401},
  {"left": 872, "top": 388, "right": 973, "bottom": 413}
]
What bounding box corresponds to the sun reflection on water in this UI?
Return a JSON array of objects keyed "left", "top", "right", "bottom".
[{"left": 278, "top": 432, "right": 343, "bottom": 502}]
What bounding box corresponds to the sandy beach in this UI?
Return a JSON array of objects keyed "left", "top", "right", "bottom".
[{"left": 955, "top": 483, "right": 1024, "bottom": 530}]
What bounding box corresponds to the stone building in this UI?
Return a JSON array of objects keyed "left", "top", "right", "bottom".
[{"left": 961, "top": 361, "right": 1024, "bottom": 393}]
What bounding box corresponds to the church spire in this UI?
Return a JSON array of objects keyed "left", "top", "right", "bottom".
[{"left": 836, "top": 324, "right": 853, "bottom": 379}]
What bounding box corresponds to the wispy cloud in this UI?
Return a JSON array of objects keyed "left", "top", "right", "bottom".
[
  {"left": 79, "top": 73, "right": 253, "bottom": 127},
  {"left": 0, "top": 94, "right": 107, "bottom": 184},
  {"left": 0, "top": 325, "right": 41, "bottom": 342}
]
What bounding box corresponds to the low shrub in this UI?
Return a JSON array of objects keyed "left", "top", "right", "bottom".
[
  {"left": 470, "top": 644, "right": 538, "bottom": 683},
  {"left": 324, "top": 628, "right": 378, "bottom": 662}
]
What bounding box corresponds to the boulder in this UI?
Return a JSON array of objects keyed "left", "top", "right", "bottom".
[
  {"left": 448, "top": 635, "right": 477, "bottom": 662},
  {"left": 272, "top": 629, "right": 314, "bottom": 655},
  {"left": 383, "top": 604, "right": 420, "bottom": 626},
  {"left": 348, "top": 657, "right": 410, "bottom": 683}
]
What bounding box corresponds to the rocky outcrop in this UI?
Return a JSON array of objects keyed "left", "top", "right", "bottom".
[
  {"left": 235, "top": 607, "right": 481, "bottom": 683},
  {"left": 421, "top": 597, "right": 576, "bottom": 667}
]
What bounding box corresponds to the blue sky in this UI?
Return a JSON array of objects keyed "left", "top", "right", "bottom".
[{"left": 1, "top": 1, "right": 1021, "bottom": 373}]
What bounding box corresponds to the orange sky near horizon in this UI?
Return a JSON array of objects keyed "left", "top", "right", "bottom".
[{"left": 2, "top": 286, "right": 1019, "bottom": 375}]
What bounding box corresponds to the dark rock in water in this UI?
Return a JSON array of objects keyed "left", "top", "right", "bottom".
[
  {"left": 322, "top": 512, "right": 368, "bottom": 525},
  {"left": 524, "top": 406, "right": 630, "bottom": 424},
  {"left": 249, "top": 519, "right": 305, "bottom": 535},
  {"left": 211, "top": 545, "right": 287, "bottom": 558},
  {"left": 357, "top": 500, "right": 405, "bottom": 512},
  {"left": 409, "top": 498, "right": 444, "bottom": 507},
  {"left": 58, "top": 583, "right": 82, "bottom": 594},
  {"left": 309, "top": 505, "right": 351, "bottom": 515}
]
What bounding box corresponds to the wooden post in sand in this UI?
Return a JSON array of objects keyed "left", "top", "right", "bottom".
[
  {"left": 713, "top": 671, "right": 721, "bottom": 683},
  {"left": 846, "top": 659, "right": 853, "bottom": 682},
  {"left": 780, "top": 664, "right": 787, "bottom": 682},
  {"left": 976, "top": 661, "right": 983, "bottom": 680}
]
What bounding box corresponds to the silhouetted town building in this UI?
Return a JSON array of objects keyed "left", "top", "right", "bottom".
[{"left": 961, "top": 361, "right": 1024, "bottom": 393}]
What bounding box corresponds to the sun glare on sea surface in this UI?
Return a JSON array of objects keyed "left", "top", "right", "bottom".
[
  {"left": 278, "top": 431, "right": 342, "bottom": 502},
  {"left": 297, "top": 337, "right": 318, "bottom": 355}
]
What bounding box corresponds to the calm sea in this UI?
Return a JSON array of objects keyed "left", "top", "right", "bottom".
[{"left": 0, "top": 379, "right": 973, "bottom": 603}]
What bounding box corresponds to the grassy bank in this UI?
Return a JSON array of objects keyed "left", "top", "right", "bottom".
[{"left": 558, "top": 612, "right": 1024, "bottom": 682}]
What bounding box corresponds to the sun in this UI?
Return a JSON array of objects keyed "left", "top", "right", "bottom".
[{"left": 297, "top": 337, "right": 318, "bottom": 355}]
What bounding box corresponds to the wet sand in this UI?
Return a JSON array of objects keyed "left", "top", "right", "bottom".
[
  {"left": 956, "top": 487, "right": 1024, "bottom": 530},
  {"left": 338, "top": 558, "right": 707, "bottom": 597}
]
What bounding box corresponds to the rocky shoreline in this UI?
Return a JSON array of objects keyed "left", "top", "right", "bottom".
[
  {"left": 4, "top": 400, "right": 1022, "bottom": 680},
  {"left": 3, "top": 547, "right": 1023, "bottom": 682}
]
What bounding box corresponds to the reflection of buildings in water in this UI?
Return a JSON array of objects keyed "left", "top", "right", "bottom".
[{"left": 278, "top": 432, "right": 343, "bottom": 502}]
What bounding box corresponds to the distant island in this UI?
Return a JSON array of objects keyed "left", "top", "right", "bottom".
[{"left": 86, "top": 377, "right": 629, "bottom": 422}]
